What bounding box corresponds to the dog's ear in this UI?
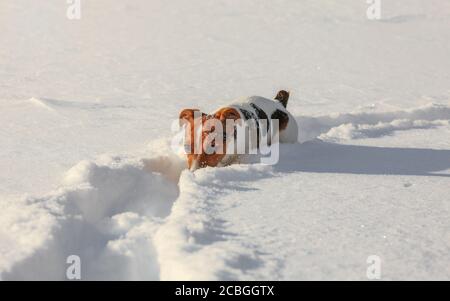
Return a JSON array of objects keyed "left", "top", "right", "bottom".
[
  {"left": 179, "top": 109, "right": 206, "bottom": 126},
  {"left": 215, "top": 107, "right": 241, "bottom": 122}
]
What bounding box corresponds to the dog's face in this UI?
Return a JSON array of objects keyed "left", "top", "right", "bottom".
[{"left": 179, "top": 107, "right": 241, "bottom": 170}]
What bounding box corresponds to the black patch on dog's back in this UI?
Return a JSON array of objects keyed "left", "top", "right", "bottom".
[
  {"left": 250, "top": 103, "right": 267, "bottom": 120},
  {"left": 239, "top": 108, "right": 256, "bottom": 120},
  {"left": 250, "top": 103, "right": 270, "bottom": 133},
  {"left": 271, "top": 109, "right": 289, "bottom": 130},
  {"left": 239, "top": 107, "right": 263, "bottom": 147}
]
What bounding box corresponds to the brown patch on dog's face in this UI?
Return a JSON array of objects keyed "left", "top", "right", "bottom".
[{"left": 179, "top": 107, "right": 242, "bottom": 170}]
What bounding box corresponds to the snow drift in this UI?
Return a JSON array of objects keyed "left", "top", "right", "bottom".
[
  {"left": 1, "top": 153, "right": 181, "bottom": 280},
  {"left": 298, "top": 103, "right": 450, "bottom": 142}
]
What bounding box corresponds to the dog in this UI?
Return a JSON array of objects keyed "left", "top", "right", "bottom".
[{"left": 179, "top": 90, "right": 298, "bottom": 170}]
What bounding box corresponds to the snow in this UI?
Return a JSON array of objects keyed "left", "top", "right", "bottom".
[
  {"left": 299, "top": 103, "right": 450, "bottom": 142},
  {"left": 1, "top": 0, "right": 449, "bottom": 280}
]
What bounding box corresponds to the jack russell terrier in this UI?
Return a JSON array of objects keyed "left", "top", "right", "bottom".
[{"left": 179, "top": 90, "right": 298, "bottom": 170}]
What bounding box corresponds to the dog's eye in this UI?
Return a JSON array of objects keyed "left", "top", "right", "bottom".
[
  {"left": 206, "top": 145, "right": 214, "bottom": 154},
  {"left": 204, "top": 141, "right": 216, "bottom": 154}
]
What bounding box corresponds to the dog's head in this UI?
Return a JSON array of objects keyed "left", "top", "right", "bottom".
[{"left": 179, "top": 107, "right": 241, "bottom": 170}]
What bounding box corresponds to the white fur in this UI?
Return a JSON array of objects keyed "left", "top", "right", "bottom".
[
  {"left": 212, "top": 96, "right": 299, "bottom": 167},
  {"left": 224, "top": 96, "right": 298, "bottom": 143}
]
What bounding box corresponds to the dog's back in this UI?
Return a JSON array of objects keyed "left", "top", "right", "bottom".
[{"left": 218, "top": 92, "right": 298, "bottom": 143}]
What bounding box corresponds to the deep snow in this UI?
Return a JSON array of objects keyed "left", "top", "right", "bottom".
[{"left": 1, "top": 0, "right": 449, "bottom": 280}]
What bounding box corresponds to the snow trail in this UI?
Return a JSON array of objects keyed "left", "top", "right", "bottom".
[{"left": 154, "top": 165, "right": 283, "bottom": 280}]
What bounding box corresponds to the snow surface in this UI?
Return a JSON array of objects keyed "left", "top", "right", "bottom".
[{"left": 1, "top": 0, "right": 449, "bottom": 280}]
